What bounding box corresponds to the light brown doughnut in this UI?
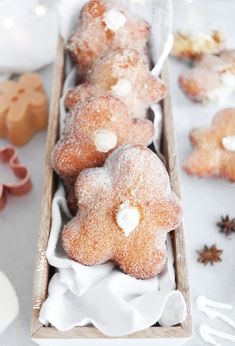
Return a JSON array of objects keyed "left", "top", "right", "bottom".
[
  {"left": 65, "top": 49, "right": 166, "bottom": 119},
  {"left": 67, "top": 0, "right": 150, "bottom": 78},
  {"left": 184, "top": 108, "right": 235, "bottom": 181},
  {"left": 62, "top": 144, "right": 183, "bottom": 279}
]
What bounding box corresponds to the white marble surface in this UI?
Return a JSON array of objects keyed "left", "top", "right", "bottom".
[
  {"left": 1, "top": 1, "right": 235, "bottom": 345},
  {"left": 0, "top": 65, "right": 52, "bottom": 346},
  {"left": 172, "top": 1, "right": 235, "bottom": 345}
]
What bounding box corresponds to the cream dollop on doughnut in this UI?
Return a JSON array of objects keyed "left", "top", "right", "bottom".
[
  {"left": 221, "top": 73, "right": 235, "bottom": 88},
  {"left": 116, "top": 202, "right": 140, "bottom": 237},
  {"left": 222, "top": 135, "right": 235, "bottom": 152},
  {"left": 93, "top": 128, "right": 117, "bottom": 152},
  {"left": 111, "top": 78, "right": 132, "bottom": 97},
  {"left": 103, "top": 10, "right": 126, "bottom": 32}
]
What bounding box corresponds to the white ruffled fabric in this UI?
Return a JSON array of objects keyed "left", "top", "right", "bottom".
[{"left": 39, "top": 0, "right": 187, "bottom": 337}]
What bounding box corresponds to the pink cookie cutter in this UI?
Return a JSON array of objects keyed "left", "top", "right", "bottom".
[{"left": 0, "top": 146, "right": 32, "bottom": 210}]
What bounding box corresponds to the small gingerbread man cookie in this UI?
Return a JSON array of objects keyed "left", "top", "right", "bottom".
[
  {"left": 62, "top": 144, "right": 183, "bottom": 279},
  {"left": 67, "top": 0, "right": 150, "bottom": 78},
  {"left": 0, "top": 73, "right": 48, "bottom": 145},
  {"left": 52, "top": 95, "right": 154, "bottom": 179},
  {"left": 184, "top": 108, "right": 235, "bottom": 181},
  {"left": 179, "top": 50, "right": 235, "bottom": 104},
  {"left": 65, "top": 49, "right": 166, "bottom": 119}
]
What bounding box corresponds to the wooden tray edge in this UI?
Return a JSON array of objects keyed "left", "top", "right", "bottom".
[{"left": 31, "top": 38, "right": 192, "bottom": 339}]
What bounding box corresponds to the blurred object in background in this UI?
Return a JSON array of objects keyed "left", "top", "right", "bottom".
[
  {"left": 0, "top": 271, "right": 19, "bottom": 334},
  {"left": 178, "top": 50, "right": 235, "bottom": 104},
  {"left": 172, "top": 31, "right": 225, "bottom": 60},
  {"left": 0, "top": 0, "right": 59, "bottom": 78},
  {"left": 173, "top": 0, "right": 235, "bottom": 49}
]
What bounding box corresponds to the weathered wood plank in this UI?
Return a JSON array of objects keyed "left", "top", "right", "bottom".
[{"left": 31, "top": 36, "right": 64, "bottom": 336}]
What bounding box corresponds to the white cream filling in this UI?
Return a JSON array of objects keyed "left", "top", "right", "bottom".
[
  {"left": 222, "top": 135, "right": 235, "bottom": 152},
  {"left": 111, "top": 78, "right": 132, "bottom": 97},
  {"left": 116, "top": 202, "right": 140, "bottom": 237},
  {"left": 93, "top": 129, "right": 117, "bottom": 153},
  {"left": 221, "top": 72, "right": 235, "bottom": 88},
  {"left": 103, "top": 10, "right": 126, "bottom": 32},
  {"left": 207, "top": 73, "right": 235, "bottom": 104},
  {"left": 207, "top": 85, "right": 232, "bottom": 104}
]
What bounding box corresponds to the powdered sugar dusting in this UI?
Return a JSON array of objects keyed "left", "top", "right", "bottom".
[
  {"left": 65, "top": 49, "right": 166, "bottom": 119},
  {"left": 184, "top": 108, "right": 235, "bottom": 181},
  {"left": 62, "top": 144, "right": 183, "bottom": 279},
  {"left": 67, "top": 0, "right": 150, "bottom": 78},
  {"left": 51, "top": 96, "right": 154, "bottom": 179},
  {"left": 179, "top": 50, "right": 235, "bottom": 103}
]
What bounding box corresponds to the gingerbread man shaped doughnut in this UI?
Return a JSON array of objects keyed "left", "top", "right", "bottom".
[
  {"left": 179, "top": 50, "right": 235, "bottom": 104},
  {"left": 52, "top": 95, "right": 154, "bottom": 179},
  {"left": 62, "top": 144, "right": 183, "bottom": 279},
  {"left": 65, "top": 49, "right": 166, "bottom": 119},
  {"left": 184, "top": 108, "right": 235, "bottom": 181},
  {"left": 67, "top": 0, "right": 150, "bottom": 78},
  {"left": 52, "top": 95, "right": 155, "bottom": 213}
]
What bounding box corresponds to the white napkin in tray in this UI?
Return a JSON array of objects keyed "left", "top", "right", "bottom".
[
  {"left": 39, "top": 187, "right": 186, "bottom": 336},
  {"left": 39, "top": 0, "right": 187, "bottom": 337}
]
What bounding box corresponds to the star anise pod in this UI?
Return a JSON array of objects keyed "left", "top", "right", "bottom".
[
  {"left": 217, "top": 215, "right": 235, "bottom": 237},
  {"left": 197, "top": 244, "right": 223, "bottom": 265}
]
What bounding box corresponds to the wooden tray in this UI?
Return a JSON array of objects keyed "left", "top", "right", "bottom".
[{"left": 31, "top": 37, "right": 192, "bottom": 342}]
